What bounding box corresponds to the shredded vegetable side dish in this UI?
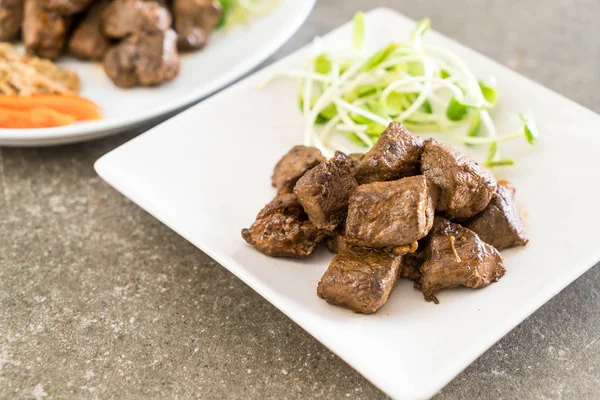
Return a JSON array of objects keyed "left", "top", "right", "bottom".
[{"left": 262, "top": 13, "right": 538, "bottom": 166}]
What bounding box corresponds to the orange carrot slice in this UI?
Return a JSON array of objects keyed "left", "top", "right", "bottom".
[
  {"left": 0, "top": 107, "right": 77, "bottom": 128},
  {"left": 0, "top": 95, "right": 102, "bottom": 121}
]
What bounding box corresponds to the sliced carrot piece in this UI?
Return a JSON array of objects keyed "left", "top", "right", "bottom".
[
  {"left": 0, "top": 107, "right": 77, "bottom": 129},
  {"left": 0, "top": 95, "right": 102, "bottom": 121}
]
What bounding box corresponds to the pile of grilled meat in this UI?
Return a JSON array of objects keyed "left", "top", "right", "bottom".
[
  {"left": 242, "top": 122, "right": 529, "bottom": 314},
  {"left": 0, "top": 0, "right": 222, "bottom": 87}
]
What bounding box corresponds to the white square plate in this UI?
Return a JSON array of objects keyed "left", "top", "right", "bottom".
[{"left": 95, "top": 8, "right": 600, "bottom": 400}]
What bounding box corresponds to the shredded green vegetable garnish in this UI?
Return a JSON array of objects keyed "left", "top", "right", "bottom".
[
  {"left": 216, "top": 0, "right": 278, "bottom": 29},
  {"left": 263, "top": 13, "right": 538, "bottom": 165}
]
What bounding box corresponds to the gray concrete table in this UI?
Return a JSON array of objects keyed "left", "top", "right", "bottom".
[{"left": 1, "top": 0, "right": 599, "bottom": 398}]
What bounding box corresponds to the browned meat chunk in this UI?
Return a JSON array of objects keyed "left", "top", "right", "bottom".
[
  {"left": 346, "top": 153, "right": 363, "bottom": 175},
  {"left": 271, "top": 145, "right": 325, "bottom": 195},
  {"left": 327, "top": 232, "right": 418, "bottom": 256},
  {"left": 465, "top": 181, "right": 528, "bottom": 250},
  {"left": 317, "top": 247, "right": 402, "bottom": 314},
  {"left": 345, "top": 175, "right": 437, "bottom": 249},
  {"left": 40, "top": 0, "right": 92, "bottom": 15},
  {"left": 417, "top": 218, "right": 505, "bottom": 303},
  {"left": 354, "top": 122, "right": 424, "bottom": 184},
  {"left": 325, "top": 229, "right": 349, "bottom": 254},
  {"left": 242, "top": 194, "right": 328, "bottom": 258},
  {"left": 400, "top": 253, "right": 423, "bottom": 281},
  {"left": 23, "top": 0, "right": 70, "bottom": 60},
  {"left": 173, "top": 0, "right": 222, "bottom": 50},
  {"left": 294, "top": 152, "right": 358, "bottom": 231},
  {"left": 68, "top": 0, "right": 111, "bottom": 61},
  {"left": 103, "top": 29, "right": 180, "bottom": 88},
  {"left": 0, "top": 0, "right": 24, "bottom": 41},
  {"left": 421, "top": 139, "right": 496, "bottom": 220},
  {"left": 102, "top": 0, "right": 172, "bottom": 39}
]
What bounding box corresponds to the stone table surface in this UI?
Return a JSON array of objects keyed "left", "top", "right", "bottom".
[{"left": 1, "top": 0, "right": 600, "bottom": 399}]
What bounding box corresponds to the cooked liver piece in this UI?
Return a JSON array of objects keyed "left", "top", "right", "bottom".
[
  {"left": 0, "top": 0, "right": 24, "bottom": 41},
  {"left": 346, "top": 153, "right": 363, "bottom": 175},
  {"left": 465, "top": 181, "right": 528, "bottom": 250},
  {"left": 294, "top": 152, "right": 358, "bottom": 231},
  {"left": 325, "top": 229, "right": 349, "bottom": 254},
  {"left": 102, "top": 0, "right": 172, "bottom": 39},
  {"left": 317, "top": 247, "right": 402, "bottom": 314},
  {"left": 241, "top": 194, "right": 328, "bottom": 258},
  {"left": 421, "top": 138, "right": 496, "bottom": 220},
  {"left": 103, "top": 29, "right": 180, "bottom": 88},
  {"left": 173, "top": 0, "right": 222, "bottom": 50},
  {"left": 271, "top": 145, "right": 325, "bottom": 195},
  {"left": 41, "top": 0, "right": 92, "bottom": 15},
  {"left": 68, "top": 0, "right": 111, "bottom": 61},
  {"left": 400, "top": 253, "right": 423, "bottom": 281},
  {"left": 354, "top": 122, "right": 424, "bottom": 184},
  {"left": 23, "top": 0, "right": 70, "bottom": 60},
  {"left": 345, "top": 175, "right": 437, "bottom": 248},
  {"left": 417, "top": 218, "right": 505, "bottom": 303}
]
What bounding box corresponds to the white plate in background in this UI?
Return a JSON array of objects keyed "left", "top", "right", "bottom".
[
  {"left": 95, "top": 8, "right": 600, "bottom": 399},
  {"left": 0, "top": 0, "right": 316, "bottom": 146}
]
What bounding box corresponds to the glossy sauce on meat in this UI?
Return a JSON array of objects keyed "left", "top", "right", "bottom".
[
  {"left": 294, "top": 152, "right": 358, "bottom": 231},
  {"left": 272, "top": 145, "right": 325, "bottom": 195},
  {"left": 241, "top": 194, "right": 328, "bottom": 258},
  {"left": 465, "top": 181, "right": 529, "bottom": 250},
  {"left": 354, "top": 121, "right": 424, "bottom": 184},
  {"left": 417, "top": 218, "right": 505, "bottom": 303},
  {"left": 23, "top": 0, "right": 70, "bottom": 60},
  {"left": 318, "top": 247, "right": 402, "bottom": 314},
  {"left": 68, "top": 0, "right": 111, "bottom": 61},
  {"left": 103, "top": 29, "right": 180, "bottom": 88},
  {"left": 0, "top": 0, "right": 24, "bottom": 41},
  {"left": 173, "top": 0, "right": 222, "bottom": 50},
  {"left": 421, "top": 138, "right": 496, "bottom": 220},
  {"left": 345, "top": 175, "right": 437, "bottom": 248},
  {"left": 102, "top": 0, "right": 172, "bottom": 39}
]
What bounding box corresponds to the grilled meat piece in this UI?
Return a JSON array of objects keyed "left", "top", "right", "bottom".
[
  {"left": 400, "top": 253, "right": 423, "bottom": 281},
  {"left": 465, "top": 181, "right": 528, "bottom": 250},
  {"left": 417, "top": 218, "right": 505, "bottom": 303},
  {"left": 317, "top": 247, "right": 402, "bottom": 314},
  {"left": 421, "top": 139, "right": 496, "bottom": 220},
  {"left": 346, "top": 153, "right": 363, "bottom": 175},
  {"left": 103, "top": 29, "right": 180, "bottom": 88},
  {"left": 40, "top": 0, "right": 93, "bottom": 15},
  {"left": 354, "top": 122, "right": 424, "bottom": 184},
  {"left": 294, "top": 152, "right": 358, "bottom": 231},
  {"left": 0, "top": 0, "right": 24, "bottom": 41},
  {"left": 68, "top": 0, "right": 111, "bottom": 61},
  {"left": 173, "top": 0, "right": 222, "bottom": 50},
  {"left": 23, "top": 0, "right": 70, "bottom": 60},
  {"left": 102, "top": 0, "right": 172, "bottom": 39},
  {"left": 242, "top": 194, "right": 328, "bottom": 258},
  {"left": 271, "top": 145, "right": 325, "bottom": 195},
  {"left": 325, "top": 228, "right": 350, "bottom": 254},
  {"left": 345, "top": 175, "right": 437, "bottom": 249}
]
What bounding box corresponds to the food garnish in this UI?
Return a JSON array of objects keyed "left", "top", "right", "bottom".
[
  {"left": 0, "top": 43, "right": 79, "bottom": 96},
  {"left": 0, "top": 94, "right": 102, "bottom": 121},
  {"left": 217, "top": 0, "right": 278, "bottom": 29},
  {"left": 0, "top": 106, "right": 76, "bottom": 129},
  {"left": 263, "top": 13, "right": 539, "bottom": 165}
]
